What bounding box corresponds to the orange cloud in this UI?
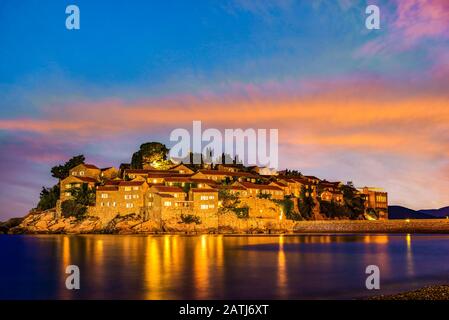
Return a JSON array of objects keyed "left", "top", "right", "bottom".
[{"left": 1, "top": 92, "right": 448, "bottom": 159}]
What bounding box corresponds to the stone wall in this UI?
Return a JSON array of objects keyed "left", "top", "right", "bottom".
[{"left": 8, "top": 210, "right": 449, "bottom": 234}]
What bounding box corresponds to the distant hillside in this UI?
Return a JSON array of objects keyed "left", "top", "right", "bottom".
[
  {"left": 388, "top": 206, "right": 437, "bottom": 219},
  {"left": 419, "top": 206, "right": 449, "bottom": 218}
]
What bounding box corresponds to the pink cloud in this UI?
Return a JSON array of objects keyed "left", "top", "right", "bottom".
[
  {"left": 1, "top": 75, "right": 448, "bottom": 216},
  {"left": 357, "top": 0, "right": 449, "bottom": 56}
]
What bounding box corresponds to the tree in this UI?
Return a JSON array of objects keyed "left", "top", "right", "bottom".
[
  {"left": 36, "top": 185, "right": 60, "bottom": 210},
  {"left": 298, "top": 186, "right": 314, "bottom": 219},
  {"left": 51, "top": 155, "right": 85, "bottom": 180},
  {"left": 61, "top": 200, "right": 87, "bottom": 220},
  {"left": 131, "top": 142, "right": 170, "bottom": 169},
  {"left": 341, "top": 183, "right": 366, "bottom": 219},
  {"left": 69, "top": 184, "right": 96, "bottom": 206},
  {"left": 180, "top": 214, "right": 201, "bottom": 224},
  {"left": 218, "top": 189, "right": 241, "bottom": 209}
]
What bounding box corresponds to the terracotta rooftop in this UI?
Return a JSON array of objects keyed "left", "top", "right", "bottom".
[
  {"left": 304, "top": 175, "right": 321, "bottom": 180},
  {"left": 104, "top": 180, "right": 121, "bottom": 185},
  {"left": 119, "top": 181, "right": 145, "bottom": 187},
  {"left": 220, "top": 185, "right": 247, "bottom": 191},
  {"left": 83, "top": 164, "right": 100, "bottom": 170},
  {"left": 191, "top": 188, "right": 218, "bottom": 193},
  {"left": 164, "top": 177, "right": 192, "bottom": 182},
  {"left": 238, "top": 182, "right": 282, "bottom": 191},
  {"left": 97, "top": 186, "right": 118, "bottom": 191},
  {"left": 151, "top": 186, "right": 184, "bottom": 193},
  {"left": 156, "top": 193, "right": 175, "bottom": 198}
]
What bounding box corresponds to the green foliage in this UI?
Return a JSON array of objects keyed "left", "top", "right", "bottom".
[
  {"left": 232, "top": 206, "right": 249, "bottom": 219},
  {"left": 61, "top": 200, "right": 87, "bottom": 220},
  {"left": 218, "top": 189, "right": 241, "bottom": 208},
  {"left": 340, "top": 183, "right": 366, "bottom": 219},
  {"left": 273, "top": 197, "right": 302, "bottom": 221},
  {"left": 319, "top": 200, "right": 345, "bottom": 219},
  {"left": 131, "top": 142, "right": 170, "bottom": 169},
  {"left": 282, "top": 169, "right": 302, "bottom": 177},
  {"left": 180, "top": 214, "right": 201, "bottom": 224},
  {"left": 298, "top": 186, "right": 314, "bottom": 219},
  {"left": 69, "top": 184, "right": 96, "bottom": 206},
  {"left": 36, "top": 185, "right": 60, "bottom": 210},
  {"left": 182, "top": 182, "right": 197, "bottom": 194},
  {"left": 51, "top": 155, "right": 85, "bottom": 179}
]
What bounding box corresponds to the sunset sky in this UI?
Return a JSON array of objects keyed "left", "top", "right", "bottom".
[{"left": 0, "top": 0, "right": 448, "bottom": 219}]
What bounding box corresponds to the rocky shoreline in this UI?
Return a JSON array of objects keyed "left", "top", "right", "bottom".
[
  {"left": 370, "top": 285, "right": 449, "bottom": 300},
  {"left": 2, "top": 210, "right": 449, "bottom": 235}
]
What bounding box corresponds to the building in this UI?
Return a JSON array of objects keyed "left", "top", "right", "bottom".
[
  {"left": 360, "top": 187, "right": 388, "bottom": 219},
  {"left": 69, "top": 164, "right": 101, "bottom": 179},
  {"left": 60, "top": 176, "right": 97, "bottom": 202},
  {"left": 57, "top": 158, "right": 389, "bottom": 223}
]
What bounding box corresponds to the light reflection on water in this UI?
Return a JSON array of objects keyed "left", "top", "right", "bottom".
[{"left": 1, "top": 234, "right": 449, "bottom": 299}]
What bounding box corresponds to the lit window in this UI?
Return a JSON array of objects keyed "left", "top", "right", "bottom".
[
  {"left": 200, "top": 204, "right": 209, "bottom": 210},
  {"left": 126, "top": 203, "right": 134, "bottom": 208},
  {"left": 79, "top": 171, "right": 84, "bottom": 176},
  {"left": 209, "top": 204, "right": 215, "bottom": 209},
  {"left": 65, "top": 192, "right": 71, "bottom": 197},
  {"left": 71, "top": 172, "right": 76, "bottom": 176},
  {"left": 200, "top": 195, "right": 208, "bottom": 200},
  {"left": 209, "top": 195, "right": 214, "bottom": 200},
  {"left": 124, "top": 187, "right": 131, "bottom": 191},
  {"left": 101, "top": 193, "right": 108, "bottom": 199},
  {"left": 112, "top": 202, "right": 116, "bottom": 207},
  {"left": 133, "top": 186, "right": 139, "bottom": 191},
  {"left": 132, "top": 194, "right": 139, "bottom": 199},
  {"left": 164, "top": 201, "right": 172, "bottom": 207},
  {"left": 65, "top": 184, "right": 71, "bottom": 189},
  {"left": 124, "top": 195, "right": 132, "bottom": 199}
]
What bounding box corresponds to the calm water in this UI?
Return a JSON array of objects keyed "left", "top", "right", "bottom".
[{"left": 1, "top": 234, "right": 449, "bottom": 299}]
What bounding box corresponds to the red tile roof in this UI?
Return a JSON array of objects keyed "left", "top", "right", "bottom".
[
  {"left": 220, "top": 185, "right": 247, "bottom": 191},
  {"left": 164, "top": 177, "right": 192, "bottom": 182},
  {"left": 190, "top": 178, "right": 218, "bottom": 185},
  {"left": 97, "top": 186, "right": 118, "bottom": 191},
  {"left": 156, "top": 193, "right": 175, "bottom": 198},
  {"left": 119, "top": 181, "right": 146, "bottom": 187},
  {"left": 238, "top": 182, "right": 282, "bottom": 191},
  {"left": 151, "top": 186, "right": 184, "bottom": 193},
  {"left": 271, "top": 181, "right": 288, "bottom": 187},
  {"left": 104, "top": 180, "right": 121, "bottom": 185},
  {"left": 83, "top": 164, "right": 100, "bottom": 170},
  {"left": 191, "top": 188, "right": 218, "bottom": 193},
  {"left": 198, "top": 170, "right": 232, "bottom": 176},
  {"left": 304, "top": 175, "right": 321, "bottom": 181}
]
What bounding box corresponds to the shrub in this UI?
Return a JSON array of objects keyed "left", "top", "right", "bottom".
[
  {"left": 257, "top": 193, "right": 272, "bottom": 199},
  {"left": 232, "top": 206, "right": 249, "bottom": 219},
  {"left": 61, "top": 200, "right": 87, "bottom": 220},
  {"left": 36, "top": 185, "right": 60, "bottom": 210},
  {"left": 272, "top": 198, "right": 302, "bottom": 221},
  {"left": 180, "top": 214, "right": 201, "bottom": 224}
]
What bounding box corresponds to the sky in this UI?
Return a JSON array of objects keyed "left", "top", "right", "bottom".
[{"left": 0, "top": 0, "right": 448, "bottom": 219}]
